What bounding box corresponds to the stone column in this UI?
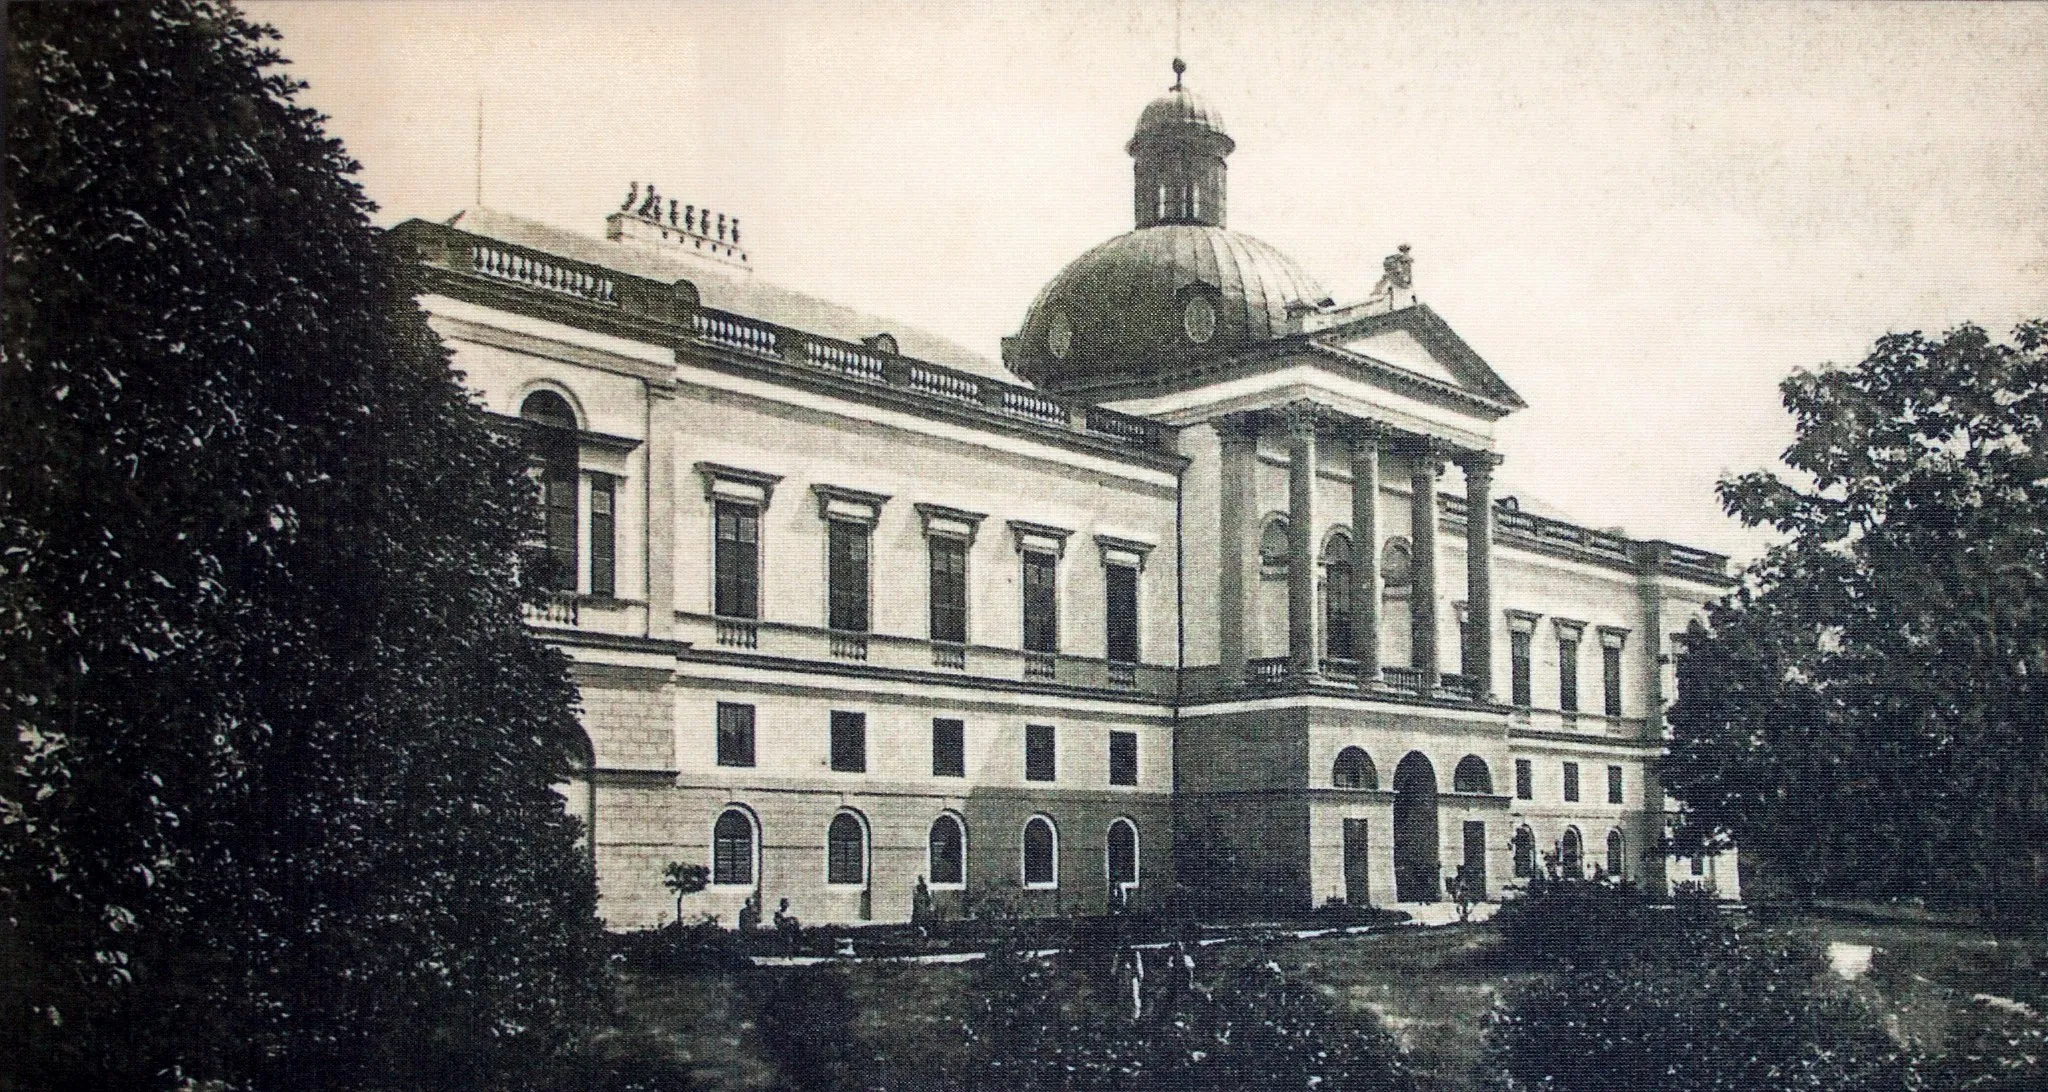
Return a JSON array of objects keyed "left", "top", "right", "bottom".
[
  {"left": 1348, "top": 420, "right": 1382, "bottom": 688},
  {"left": 1216, "top": 413, "right": 1259, "bottom": 686},
  {"left": 1461, "top": 451, "right": 1500, "bottom": 701},
  {"left": 1410, "top": 440, "right": 1445, "bottom": 692},
  {"left": 1284, "top": 401, "right": 1322, "bottom": 680}
]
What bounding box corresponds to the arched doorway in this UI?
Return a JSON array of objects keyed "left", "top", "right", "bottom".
[
  {"left": 1560, "top": 827, "right": 1584, "bottom": 880},
  {"left": 1393, "top": 751, "right": 1440, "bottom": 902}
]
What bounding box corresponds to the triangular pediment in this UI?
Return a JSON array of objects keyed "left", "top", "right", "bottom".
[{"left": 1304, "top": 304, "right": 1527, "bottom": 411}]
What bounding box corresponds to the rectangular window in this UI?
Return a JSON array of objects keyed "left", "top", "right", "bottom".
[
  {"left": 932, "top": 718, "right": 965, "bottom": 778},
  {"left": 1510, "top": 630, "right": 1532, "bottom": 707},
  {"left": 1558, "top": 638, "right": 1580, "bottom": 712},
  {"left": 716, "top": 702, "right": 755, "bottom": 768},
  {"left": 589, "top": 476, "right": 615, "bottom": 598},
  {"left": 1109, "top": 730, "right": 1138, "bottom": 786},
  {"left": 713, "top": 500, "right": 760, "bottom": 619},
  {"left": 1025, "top": 724, "right": 1056, "bottom": 782},
  {"left": 827, "top": 520, "right": 870, "bottom": 632},
  {"left": 1022, "top": 552, "right": 1058, "bottom": 654},
  {"left": 1562, "top": 761, "right": 1580, "bottom": 802},
  {"left": 1457, "top": 618, "right": 1470, "bottom": 677},
  {"left": 929, "top": 537, "right": 967, "bottom": 644},
  {"left": 830, "top": 711, "right": 866, "bottom": 773},
  {"left": 1515, "top": 758, "right": 1532, "bottom": 800},
  {"left": 1608, "top": 764, "right": 1624, "bottom": 804},
  {"left": 1105, "top": 564, "right": 1138, "bottom": 664},
  {"left": 1603, "top": 645, "right": 1623, "bottom": 717}
]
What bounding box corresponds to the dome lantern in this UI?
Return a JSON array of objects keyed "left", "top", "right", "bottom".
[{"left": 1129, "top": 59, "right": 1233, "bottom": 229}]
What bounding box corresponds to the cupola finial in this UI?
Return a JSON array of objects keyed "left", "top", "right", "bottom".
[{"left": 1171, "top": 57, "right": 1186, "bottom": 90}]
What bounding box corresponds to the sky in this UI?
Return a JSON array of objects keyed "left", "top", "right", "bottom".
[{"left": 245, "top": 0, "right": 2048, "bottom": 562}]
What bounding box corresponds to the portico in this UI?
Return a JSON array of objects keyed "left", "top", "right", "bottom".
[{"left": 1216, "top": 400, "right": 1502, "bottom": 704}]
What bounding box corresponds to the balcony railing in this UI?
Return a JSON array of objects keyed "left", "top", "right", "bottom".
[
  {"left": 675, "top": 613, "right": 1169, "bottom": 694},
  {"left": 1249, "top": 657, "right": 1290, "bottom": 683},
  {"left": 715, "top": 618, "right": 759, "bottom": 649},
  {"left": 521, "top": 593, "right": 580, "bottom": 627},
  {"left": 1513, "top": 706, "right": 1649, "bottom": 740}
]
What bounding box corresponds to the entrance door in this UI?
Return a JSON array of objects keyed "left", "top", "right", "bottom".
[
  {"left": 1392, "top": 752, "right": 1440, "bottom": 902},
  {"left": 1461, "top": 821, "right": 1488, "bottom": 897},
  {"left": 1343, "top": 819, "right": 1371, "bottom": 906}
]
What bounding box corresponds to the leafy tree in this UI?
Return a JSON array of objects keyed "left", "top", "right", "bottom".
[
  {"left": 4, "top": 3, "right": 607, "bottom": 1089},
  {"left": 1663, "top": 321, "right": 2048, "bottom": 919}
]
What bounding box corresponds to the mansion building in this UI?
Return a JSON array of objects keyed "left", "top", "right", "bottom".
[{"left": 391, "top": 66, "right": 1737, "bottom": 928}]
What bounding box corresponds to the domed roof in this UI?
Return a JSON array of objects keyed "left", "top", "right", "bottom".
[
  {"left": 1011, "top": 224, "right": 1332, "bottom": 389},
  {"left": 1130, "top": 89, "right": 1231, "bottom": 153}
]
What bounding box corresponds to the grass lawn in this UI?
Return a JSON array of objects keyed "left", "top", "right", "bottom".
[{"left": 608, "top": 907, "right": 2046, "bottom": 1092}]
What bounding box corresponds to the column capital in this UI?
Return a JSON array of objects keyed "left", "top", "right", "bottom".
[
  {"left": 1216, "top": 411, "right": 1263, "bottom": 446},
  {"left": 1279, "top": 399, "right": 1325, "bottom": 439},
  {"left": 1456, "top": 448, "right": 1504, "bottom": 481},
  {"left": 1407, "top": 436, "right": 1452, "bottom": 476},
  {"left": 1341, "top": 416, "right": 1387, "bottom": 451}
]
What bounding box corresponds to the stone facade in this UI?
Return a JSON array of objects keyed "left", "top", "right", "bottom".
[{"left": 391, "top": 74, "right": 1740, "bottom": 930}]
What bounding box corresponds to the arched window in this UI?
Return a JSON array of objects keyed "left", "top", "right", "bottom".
[
  {"left": 712, "top": 808, "right": 755, "bottom": 886},
  {"left": 520, "top": 390, "right": 579, "bottom": 592},
  {"left": 1022, "top": 815, "right": 1058, "bottom": 888},
  {"left": 827, "top": 811, "right": 867, "bottom": 886},
  {"left": 1106, "top": 818, "right": 1139, "bottom": 888},
  {"left": 1325, "top": 534, "right": 1356, "bottom": 659},
  {"left": 1381, "top": 538, "right": 1413, "bottom": 589},
  {"left": 928, "top": 814, "right": 966, "bottom": 888},
  {"left": 1259, "top": 517, "right": 1290, "bottom": 570},
  {"left": 1512, "top": 826, "right": 1536, "bottom": 879},
  {"left": 1560, "top": 827, "right": 1584, "bottom": 880},
  {"left": 1606, "top": 829, "right": 1626, "bottom": 879},
  {"left": 1453, "top": 755, "right": 1493, "bottom": 795},
  {"left": 1333, "top": 746, "right": 1378, "bottom": 790}
]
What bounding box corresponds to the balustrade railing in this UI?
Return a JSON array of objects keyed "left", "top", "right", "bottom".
[
  {"left": 829, "top": 632, "right": 870, "bottom": 661},
  {"left": 692, "top": 312, "right": 780, "bottom": 358},
  {"left": 1321, "top": 657, "right": 1360, "bottom": 683},
  {"left": 470, "top": 244, "right": 618, "bottom": 306},
  {"left": 1381, "top": 665, "right": 1423, "bottom": 693},
  {"left": 806, "top": 339, "right": 887, "bottom": 383},
  {"left": 908, "top": 364, "right": 980, "bottom": 402},
  {"left": 1001, "top": 387, "right": 1071, "bottom": 425},
  {"left": 1248, "top": 657, "right": 1289, "bottom": 683},
  {"left": 521, "top": 593, "right": 580, "bottom": 626},
  {"left": 932, "top": 643, "right": 966, "bottom": 670},
  {"left": 1024, "top": 652, "right": 1058, "bottom": 680},
  {"left": 1108, "top": 661, "right": 1137, "bottom": 689},
  {"left": 715, "top": 618, "right": 759, "bottom": 649}
]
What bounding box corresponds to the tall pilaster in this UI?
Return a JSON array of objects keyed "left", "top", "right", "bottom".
[
  {"left": 1348, "top": 420, "right": 1383, "bottom": 687},
  {"left": 1461, "top": 451, "right": 1500, "bottom": 701},
  {"left": 1216, "top": 413, "right": 1259, "bottom": 685},
  {"left": 1410, "top": 441, "right": 1445, "bottom": 691},
  {"left": 645, "top": 383, "right": 677, "bottom": 639},
  {"left": 1284, "top": 402, "right": 1323, "bottom": 679}
]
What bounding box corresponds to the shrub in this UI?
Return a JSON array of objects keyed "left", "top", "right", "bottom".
[
  {"left": 946, "top": 940, "right": 1415, "bottom": 1091},
  {"left": 609, "top": 918, "right": 752, "bottom": 972},
  {"left": 1916, "top": 996, "right": 2048, "bottom": 1092},
  {"left": 1486, "top": 904, "right": 1912, "bottom": 1092},
  {"left": 1492, "top": 875, "right": 1729, "bottom": 971}
]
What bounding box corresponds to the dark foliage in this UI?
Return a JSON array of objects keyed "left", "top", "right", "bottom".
[
  {"left": 935, "top": 940, "right": 1416, "bottom": 1091},
  {"left": 610, "top": 920, "right": 753, "bottom": 973},
  {"left": 750, "top": 968, "right": 865, "bottom": 1092},
  {"left": 1491, "top": 876, "right": 1732, "bottom": 972},
  {"left": 3, "top": 3, "right": 607, "bottom": 1089},
  {"left": 1663, "top": 321, "right": 2048, "bottom": 920},
  {"left": 1487, "top": 898, "right": 1913, "bottom": 1092}
]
